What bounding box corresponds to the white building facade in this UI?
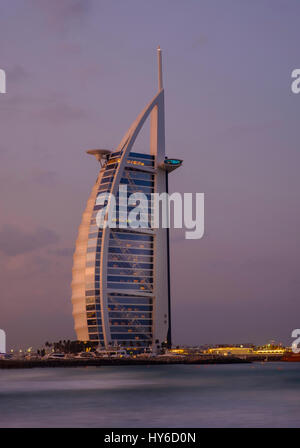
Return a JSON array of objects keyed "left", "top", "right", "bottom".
[{"left": 71, "top": 49, "right": 181, "bottom": 352}]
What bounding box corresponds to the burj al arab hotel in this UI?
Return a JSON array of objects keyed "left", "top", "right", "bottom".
[{"left": 71, "top": 48, "right": 182, "bottom": 352}]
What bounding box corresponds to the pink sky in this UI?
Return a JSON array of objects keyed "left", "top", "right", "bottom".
[{"left": 1, "top": 0, "right": 300, "bottom": 349}]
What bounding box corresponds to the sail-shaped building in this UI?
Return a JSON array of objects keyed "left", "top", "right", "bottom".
[{"left": 71, "top": 48, "right": 182, "bottom": 352}]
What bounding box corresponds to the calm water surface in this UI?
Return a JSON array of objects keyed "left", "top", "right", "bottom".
[{"left": 0, "top": 363, "right": 300, "bottom": 427}]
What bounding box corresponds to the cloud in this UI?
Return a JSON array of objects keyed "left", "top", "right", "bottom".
[
  {"left": 0, "top": 93, "right": 88, "bottom": 123},
  {"left": 0, "top": 225, "right": 60, "bottom": 256},
  {"left": 222, "top": 121, "right": 280, "bottom": 138},
  {"left": 31, "top": 169, "right": 59, "bottom": 187},
  {"left": 190, "top": 34, "right": 208, "bottom": 50},
  {"left": 31, "top": 0, "right": 93, "bottom": 33},
  {"left": 39, "top": 101, "right": 88, "bottom": 123},
  {"left": 51, "top": 248, "right": 74, "bottom": 257},
  {"left": 6, "top": 66, "right": 29, "bottom": 83}
]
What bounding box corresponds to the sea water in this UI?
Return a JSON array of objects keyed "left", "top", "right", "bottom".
[{"left": 0, "top": 363, "right": 299, "bottom": 427}]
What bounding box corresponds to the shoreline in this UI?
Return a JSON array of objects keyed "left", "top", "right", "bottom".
[{"left": 0, "top": 354, "right": 285, "bottom": 369}]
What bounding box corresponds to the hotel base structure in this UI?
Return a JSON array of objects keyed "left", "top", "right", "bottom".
[{"left": 71, "top": 49, "right": 182, "bottom": 352}]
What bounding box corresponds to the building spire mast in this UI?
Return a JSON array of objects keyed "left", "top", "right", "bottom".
[{"left": 157, "top": 46, "right": 163, "bottom": 91}]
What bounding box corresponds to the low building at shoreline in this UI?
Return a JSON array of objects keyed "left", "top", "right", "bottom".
[{"left": 205, "top": 346, "right": 254, "bottom": 356}]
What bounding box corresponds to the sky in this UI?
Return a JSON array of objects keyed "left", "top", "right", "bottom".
[{"left": 0, "top": 0, "right": 300, "bottom": 349}]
